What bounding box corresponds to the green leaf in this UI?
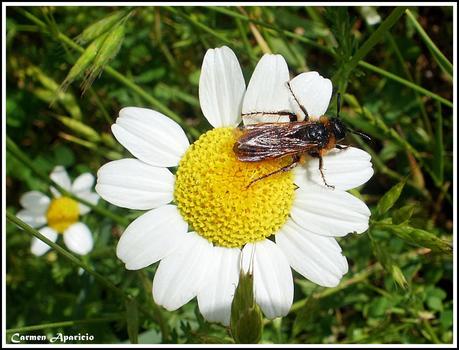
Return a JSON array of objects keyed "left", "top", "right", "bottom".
[
  {"left": 427, "top": 296, "right": 443, "bottom": 312},
  {"left": 375, "top": 178, "right": 406, "bottom": 217},
  {"left": 125, "top": 298, "right": 139, "bottom": 344},
  {"left": 375, "top": 223, "right": 452, "bottom": 255},
  {"left": 392, "top": 203, "right": 416, "bottom": 224}
]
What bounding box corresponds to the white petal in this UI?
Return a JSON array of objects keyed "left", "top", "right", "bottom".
[
  {"left": 72, "top": 173, "right": 95, "bottom": 193},
  {"left": 50, "top": 166, "right": 72, "bottom": 197},
  {"left": 116, "top": 205, "right": 187, "bottom": 270},
  {"left": 153, "top": 232, "right": 213, "bottom": 311},
  {"left": 276, "top": 219, "right": 348, "bottom": 287},
  {"left": 63, "top": 222, "right": 94, "bottom": 255},
  {"left": 291, "top": 184, "right": 371, "bottom": 237},
  {"left": 197, "top": 246, "right": 240, "bottom": 326},
  {"left": 16, "top": 209, "right": 47, "bottom": 228},
  {"left": 77, "top": 192, "right": 100, "bottom": 215},
  {"left": 19, "top": 191, "right": 50, "bottom": 214},
  {"left": 112, "top": 107, "right": 190, "bottom": 167},
  {"left": 199, "top": 46, "right": 246, "bottom": 127},
  {"left": 241, "top": 240, "right": 293, "bottom": 319},
  {"left": 294, "top": 147, "right": 374, "bottom": 191},
  {"left": 242, "top": 54, "right": 292, "bottom": 125},
  {"left": 95, "top": 158, "right": 174, "bottom": 210},
  {"left": 289, "top": 71, "right": 333, "bottom": 119},
  {"left": 31, "top": 226, "right": 58, "bottom": 256}
]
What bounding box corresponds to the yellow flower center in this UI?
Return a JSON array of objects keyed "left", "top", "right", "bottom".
[
  {"left": 174, "top": 127, "right": 295, "bottom": 248},
  {"left": 46, "top": 197, "right": 80, "bottom": 233}
]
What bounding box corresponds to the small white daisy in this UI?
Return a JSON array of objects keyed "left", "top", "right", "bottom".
[
  {"left": 17, "top": 165, "right": 99, "bottom": 256},
  {"left": 96, "top": 46, "right": 374, "bottom": 325}
]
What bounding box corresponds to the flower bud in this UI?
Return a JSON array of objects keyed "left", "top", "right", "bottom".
[{"left": 230, "top": 270, "right": 263, "bottom": 344}]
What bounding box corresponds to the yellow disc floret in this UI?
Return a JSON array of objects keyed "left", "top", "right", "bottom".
[
  {"left": 174, "top": 127, "right": 295, "bottom": 248},
  {"left": 46, "top": 197, "right": 80, "bottom": 233}
]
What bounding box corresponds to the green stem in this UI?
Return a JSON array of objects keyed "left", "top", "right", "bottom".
[
  {"left": 16, "top": 8, "right": 200, "bottom": 140},
  {"left": 345, "top": 7, "right": 407, "bottom": 76},
  {"left": 6, "top": 136, "right": 129, "bottom": 226},
  {"left": 405, "top": 9, "right": 453, "bottom": 78},
  {"left": 357, "top": 61, "right": 453, "bottom": 108},
  {"left": 6, "top": 212, "right": 129, "bottom": 299},
  {"left": 208, "top": 6, "right": 334, "bottom": 54},
  {"left": 6, "top": 315, "right": 124, "bottom": 334},
  {"left": 386, "top": 33, "right": 433, "bottom": 136},
  {"left": 164, "top": 7, "right": 235, "bottom": 47}
]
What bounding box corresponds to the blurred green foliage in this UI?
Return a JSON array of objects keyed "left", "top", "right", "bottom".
[{"left": 5, "top": 5, "right": 453, "bottom": 344}]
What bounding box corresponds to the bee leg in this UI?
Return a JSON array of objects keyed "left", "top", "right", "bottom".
[
  {"left": 286, "top": 81, "right": 309, "bottom": 120},
  {"left": 246, "top": 155, "right": 300, "bottom": 189},
  {"left": 318, "top": 155, "right": 335, "bottom": 189}
]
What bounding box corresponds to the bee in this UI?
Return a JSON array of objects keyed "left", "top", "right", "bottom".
[{"left": 234, "top": 88, "right": 370, "bottom": 188}]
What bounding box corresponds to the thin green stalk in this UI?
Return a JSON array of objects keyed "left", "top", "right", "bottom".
[
  {"left": 6, "top": 315, "right": 124, "bottom": 334},
  {"left": 386, "top": 32, "right": 432, "bottom": 136},
  {"left": 358, "top": 61, "right": 453, "bottom": 108},
  {"left": 405, "top": 9, "right": 453, "bottom": 78},
  {"left": 7, "top": 212, "right": 129, "bottom": 299},
  {"left": 208, "top": 6, "right": 334, "bottom": 54},
  {"left": 344, "top": 7, "right": 407, "bottom": 76},
  {"left": 6, "top": 136, "right": 129, "bottom": 226},
  {"left": 164, "top": 7, "right": 235, "bottom": 47},
  {"left": 16, "top": 8, "right": 200, "bottom": 140}
]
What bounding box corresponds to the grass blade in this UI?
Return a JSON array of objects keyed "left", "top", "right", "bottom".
[{"left": 405, "top": 9, "right": 453, "bottom": 78}]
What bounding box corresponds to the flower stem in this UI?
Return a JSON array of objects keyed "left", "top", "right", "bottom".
[
  {"left": 6, "top": 212, "right": 129, "bottom": 299},
  {"left": 6, "top": 136, "right": 129, "bottom": 227}
]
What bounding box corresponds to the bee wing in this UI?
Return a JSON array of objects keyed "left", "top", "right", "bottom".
[
  {"left": 242, "top": 55, "right": 294, "bottom": 125},
  {"left": 234, "top": 123, "right": 318, "bottom": 161}
]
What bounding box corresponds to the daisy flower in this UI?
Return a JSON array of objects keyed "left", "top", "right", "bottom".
[
  {"left": 96, "top": 46, "right": 373, "bottom": 325},
  {"left": 17, "top": 165, "right": 99, "bottom": 256}
]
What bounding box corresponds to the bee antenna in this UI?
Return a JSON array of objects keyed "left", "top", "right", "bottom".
[{"left": 349, "top": 128, "right": 371, "bottom": 141}]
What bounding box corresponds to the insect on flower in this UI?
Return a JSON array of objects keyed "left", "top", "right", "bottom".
[{"left": 233, "top": 85, "right": 371, "bottom": 188}]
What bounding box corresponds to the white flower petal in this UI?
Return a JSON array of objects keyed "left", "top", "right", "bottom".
[
  {"left": 77, "top": 192, "right": 99, "bottom": 215},
  {"left": 242, "top": 240, "right": 293, "bottom": 319},
  {"left": 72, "top": 173, "right": 95, "bottom": 193},
  {"left": 96, "top": 158, "right": 174, "bottom": 210},
  {"left": 289, "top": 71, "right": 333, "bottom": 119},
  {"left": 199, "top": 46, "right": 246, "bottom": 127},
  {"left": 242, "top": 54, "right": 292, "bottom": 125},
  {"left": 197, "top": 246, "right": 240, "bottom": 326},
  {"left": 50, "top": 166, "right": 72, "bottom": 197},
  {"left": 291, "top": 184, "right": 371, "bottom": 237},
  {"left": 63, "top": 222, "right": 94, "bottom": 255},
  {"left": 294, "top": 147, "right": 374, "bottom": 191},
  {"left": 112, "top": 107, "right": 190, "bottom": 167},
  {"left": 16, "top": 209, "right": 47, "bottom": 228},
  {"left": 19, "top": 191, "right": 50, "bottom": 214},
  {"left": 31, "top": 226, "right": 58, "bottom": 256},
  {"left": 276, "top": 219, "right": 348, "bottom": 287},
  {"left": 153, "top": 232, "right": 213, "bottom": 311},
  {"left": 116, "top": 205, "right": 187, "bottom": 270}
]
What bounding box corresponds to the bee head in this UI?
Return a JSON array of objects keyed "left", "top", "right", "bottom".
[{"left": 330, "top": 117, "right": 347, "bottom": 141}]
